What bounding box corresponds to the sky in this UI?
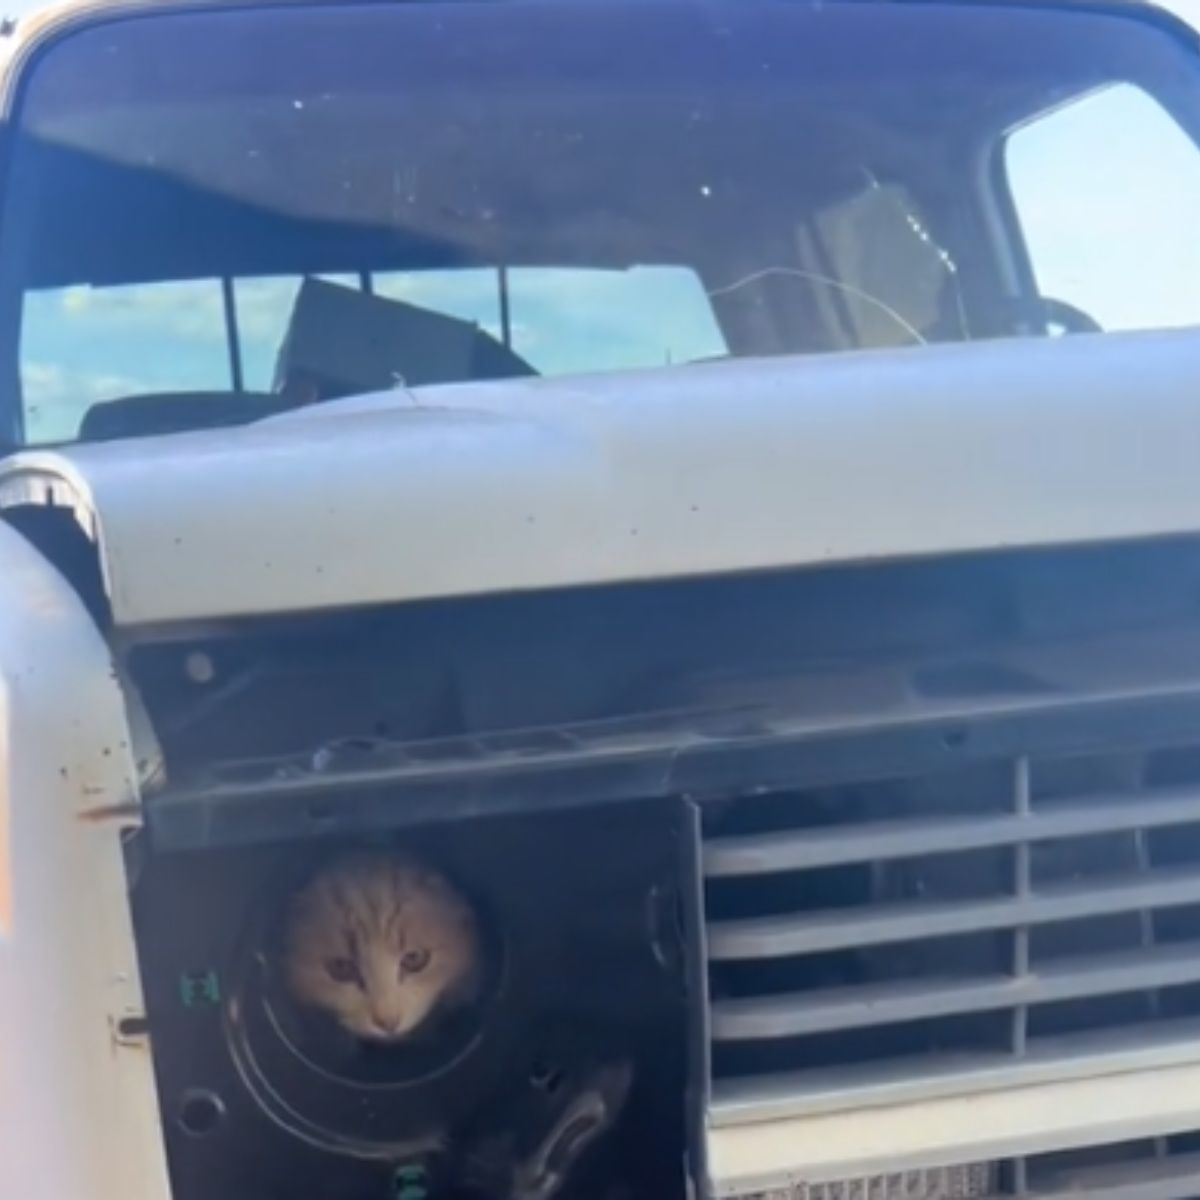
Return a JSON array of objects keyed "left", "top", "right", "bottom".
[
  {"left": 8, "top": 0, "right": 1200, "bottom": 441},
  {"left": 1155, "top": 0, "right": 1198, "bottom": 23}
]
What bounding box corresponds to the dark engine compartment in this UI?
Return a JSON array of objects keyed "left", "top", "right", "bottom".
[{"left": 130, "top": 801, "right": 695, "bottom": 1200}]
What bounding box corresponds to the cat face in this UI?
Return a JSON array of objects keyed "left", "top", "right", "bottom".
[{"left": 281, "top": 852, "right": 481, "bottom": 1042}]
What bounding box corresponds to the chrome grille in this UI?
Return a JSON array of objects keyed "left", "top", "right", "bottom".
[
  {"left": 738, "top": 1136, "right": 1200, "bottom": 1198},
  {"left": 703, "top": 748, "right": 1200, "bottom": 1103},
  {"left": 801, "top": 1166, "right": 992, "bottom": 1199},
  {"left": 1012, "top": 1131, "right": 1200, "bottom": 1198},
  {"left": 748, "top": 1165, "right": 993, "bottom": 1200}
]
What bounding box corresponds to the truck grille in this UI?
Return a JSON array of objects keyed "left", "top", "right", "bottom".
[
  {"left": 1011, "top": 1130, "right": 1200, "bottom": 1197},
  {"left": 790, "top": 1165, "right": 992, "bottom": 1199},
  {"left": 703, "top": 746, "right": 1200, "bottom": 1106},
  {"left": 746, "top": 1134, "right": 1200, "bottom": 1198}
]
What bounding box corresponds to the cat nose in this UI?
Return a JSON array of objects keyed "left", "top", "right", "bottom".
[{"left": 371, "top": 1010, "right": 406, "bottom": 1036}]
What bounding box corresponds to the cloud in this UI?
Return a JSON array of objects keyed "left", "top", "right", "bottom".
[
  {"left": 54, "top": 280, "right": 229, "bottom": 343},
  {"left": 22, "top": 359, "right": 151, "bottom": 441},
  {"left": 24, "top": 359, "right": 147, "bottom": 403},
  {"left": 51, "top": 275, "right": 361, "bottom": 355},
  {"left": 27, "top": 264, "right": 727, "bottom": 413}
]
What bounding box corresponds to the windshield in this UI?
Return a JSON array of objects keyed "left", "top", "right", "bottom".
[{"left": 2, "top": 0, "right": 1199, "bottom": 445}]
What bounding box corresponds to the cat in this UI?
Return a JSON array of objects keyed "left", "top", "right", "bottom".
[{"left": 281, "top": 850, "right": 482, "bottom": 1042}]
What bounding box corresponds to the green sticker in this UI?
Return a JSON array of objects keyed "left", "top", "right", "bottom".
[
  {"left": 393, "top": 1164, "right": 428, "bottom": 1200},
  {"left": 179, "top": 970, "right": 221, "bottom": 1008}
]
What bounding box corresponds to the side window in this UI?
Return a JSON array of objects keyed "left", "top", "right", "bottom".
[
  {"left": 21, "top": 280, "right": 229, "bottom": 442},
  {"left": 1005, "top": 84, "right": 1200, "bottom": 333}
]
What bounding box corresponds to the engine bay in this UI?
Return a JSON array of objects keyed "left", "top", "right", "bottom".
[{"left": 114, "top": 534, "right": 1200, "bottom": 1200}]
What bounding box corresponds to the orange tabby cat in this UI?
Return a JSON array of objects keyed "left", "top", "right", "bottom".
[{"left": 282, "top": 851, "right": 481, "bottom": 1042}]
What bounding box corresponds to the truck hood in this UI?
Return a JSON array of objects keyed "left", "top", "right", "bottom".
[{"left": 1, "top": 330, "right": 1198, "bottom": 628}]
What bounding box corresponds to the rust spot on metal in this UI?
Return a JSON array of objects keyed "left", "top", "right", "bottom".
[
  {"left": 78, "top": 801, "right": 141, "bottom": 823},
  {"left": 0, "top": 779, "right": 10, "bottom": 937}
]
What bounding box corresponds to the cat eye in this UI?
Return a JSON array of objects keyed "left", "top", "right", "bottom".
[
  {"left": 325, "top": 956, "right": 363, "bottom": 986},
  {"left": 400, "top": 948, "right": 430, "bottom": 974}
]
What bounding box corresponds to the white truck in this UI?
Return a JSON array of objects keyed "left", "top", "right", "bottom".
[{"left": 3, "top": 1, "right": 1200, "bottom": 1198}]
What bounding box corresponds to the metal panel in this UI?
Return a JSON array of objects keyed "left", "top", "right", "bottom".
[
  {"left": 708, "top": 867, "right": 1200, "bottom": 960},
  {"left": 706, "top": 1056, "right": 1200, "bottom": 1195},
  {"left": 796, "top": 1155, "right": 1200, "bottom": 1199},
  {"left": 1025, "top": 1153, "right": 1200, "bottom": 1200},
  {"left": 705, "top": 786, "right": 1200, "bottom": 877},
  {"left": 702, "top": 730, "right": 1200, "bottom": 1165},
  {"left": 3, "top": 329, "right": 1200, "bottom": 626},
  {"left": 712, "top": 943, "right": 1200, "bottom": 1041},
  {"left": 0, "top": 523, "right": 170, "bottom": 1200},
  {"left": 710, "top": 1020, "right": 1200, "bottom": 1125}
]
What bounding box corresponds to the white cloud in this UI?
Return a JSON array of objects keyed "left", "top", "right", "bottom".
[
  {"left": 51, "top": 276, "right": 367, "bottom": 355},
  {"left": 54, "top": 280, "right": 229, "bottom": 343},
  {"left": 22, "top": 360, "right": 151, "bottom": 441},
  {"left": 23, "top": 359, "right": 146, "bottom": 403}
]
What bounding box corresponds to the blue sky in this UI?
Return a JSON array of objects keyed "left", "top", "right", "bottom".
[{"left": 1102, "top": 0, "right": 1198, "bottom": 25}]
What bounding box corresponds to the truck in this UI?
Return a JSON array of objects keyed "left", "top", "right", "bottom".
[{"left": 2, "top": 0, "right": 1200, "bottom": 1197}]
